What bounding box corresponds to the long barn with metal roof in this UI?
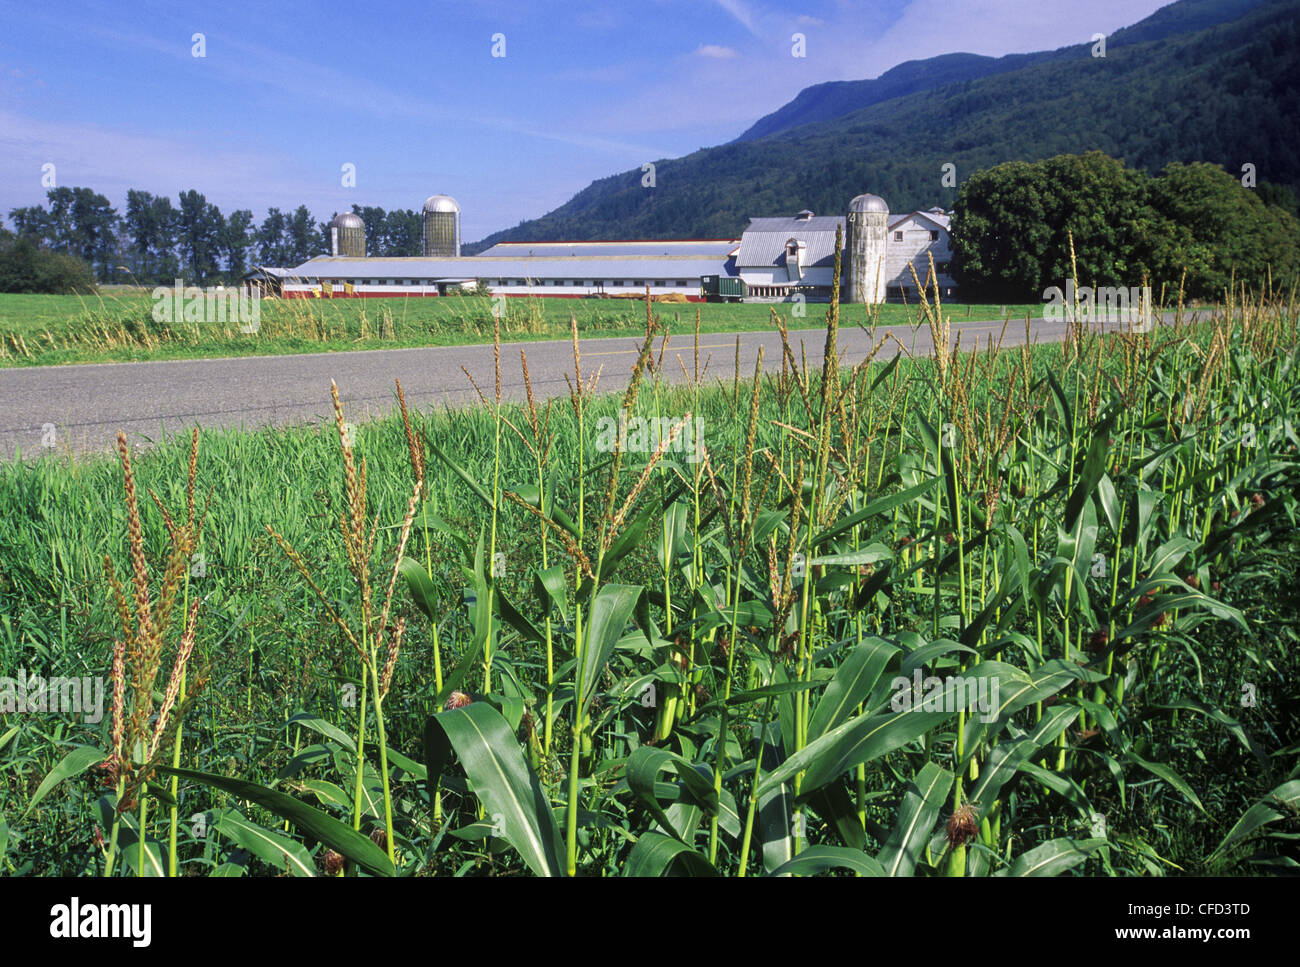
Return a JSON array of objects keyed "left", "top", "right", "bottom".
[
  {"left": 279, "top": 252, "right": 739, "bottom": 300},
  {"left": 477, "top": 239, "right": 740, "bottom": 258}
]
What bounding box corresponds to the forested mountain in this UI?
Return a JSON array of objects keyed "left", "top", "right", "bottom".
[
  {"left": 467, "top": 0, "right": 1298, "bottom": 250},
  {"left": 733, "top": 0, "right": 1267, "bottom": 143}
]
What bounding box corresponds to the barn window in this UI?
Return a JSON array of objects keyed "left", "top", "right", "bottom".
[
  {"left": 894, "top": 231, "right": 903, "bottom": 241},
  {"left": 930, "top": 231, "right": 939, "bottom": 241}
]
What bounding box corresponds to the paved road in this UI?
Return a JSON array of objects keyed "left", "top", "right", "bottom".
[{"left": 0, "top": 311, "right": 1200, "bottom": 461}]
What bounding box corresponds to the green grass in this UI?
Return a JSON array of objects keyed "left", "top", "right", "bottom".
[
  {"left": 0, "top": 290, "right": 1044, "bottom": 367},
  {"left": 1, "top": 286, "right": 1296, "bottom": 878}
]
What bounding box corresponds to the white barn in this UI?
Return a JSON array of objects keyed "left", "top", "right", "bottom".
[
  {"left": 886, "top": 208, "right": 956, "bottom": 299},
  {"left": 733, "top": 205, "right": 956, "bottom": 303},
  {"left": 734, "top": 210, "right": 842, "bottom": 300}
]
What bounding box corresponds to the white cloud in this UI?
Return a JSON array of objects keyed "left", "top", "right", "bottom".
[{"left": 696, "top": 44, "right": 740, "bottom": 59}]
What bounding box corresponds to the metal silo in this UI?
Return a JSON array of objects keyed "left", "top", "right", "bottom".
[
  {"left": 330, "top": 212, "right": 367, "bottom": 258},
  {"left": 422, "top": 194, "right": 460, "bottom": 257},
  {"left": 845, "top": 193, "right": 888, "bottom": 304}
]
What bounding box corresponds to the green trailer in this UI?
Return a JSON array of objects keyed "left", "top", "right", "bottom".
[{"left": 700, "top": 274, "right": 746, "bottom": 302}]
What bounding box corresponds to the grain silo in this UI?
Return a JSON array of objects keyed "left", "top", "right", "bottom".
[
  {"left": 329, "top": 212, "right": 367, "bottom": 258},
  {"left": 845, "top": 193, "right": 888, "bottom": 304},
  {"left": 422, "top": 194, "right": 460, "bottom": 257}
]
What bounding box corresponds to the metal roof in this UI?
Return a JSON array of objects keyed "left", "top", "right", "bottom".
[
  {"left": 890, "top": 210, "right": 951, "bottom": 231},
  {"left": 423, "top": 194, "right": 460, "bottom": 213},
  {"left": 736, "top": 215, "right": 845, "bottom": 268},
  {"left": 288, "top": 255, "right": 733, "bottom": 280},
  {"left": 849, "top": 193, "right": 889, "bottom": 214},
  {"left": 478, "top": 239, "right": 740, "bottom": 258},
  {"left": 330, "top": 212, "right": 365, "bottom": 229}
]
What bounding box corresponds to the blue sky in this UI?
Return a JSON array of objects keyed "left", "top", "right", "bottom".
[{"left": 1, "top": 0, "right": 1171, "bottom": 242}]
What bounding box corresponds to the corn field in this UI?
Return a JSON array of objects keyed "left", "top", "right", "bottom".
[{"left": 2, "top": 264, "right": 1297, "bottom": 878}]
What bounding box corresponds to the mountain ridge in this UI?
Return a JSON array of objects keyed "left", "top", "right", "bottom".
[
  {"left": 467, "top": 0, "right": 1296, "bottom": 252},
  {"left": 732, "top": 0, "right": 1268, "bottom": 143}
]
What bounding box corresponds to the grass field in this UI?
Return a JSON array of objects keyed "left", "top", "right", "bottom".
[
  {"left": 0, "top": 290, "right": 1043, "bottom": 367},
  {"left": 0, "top": 283, "right": 1296, "bottom": 877}
]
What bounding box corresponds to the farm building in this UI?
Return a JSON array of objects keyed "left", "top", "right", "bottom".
[
  {"left": 735, "top": 197, "right": 955, "bottom": 303},
  {"left": 243, "top": 266, "right": 297, "bottom": 298},
  {"left": 735, "top": 210, "right": 844, "bottom": 300},
  {"left": 886, "top": 208, "right": 955, "bottom": 299},
  {"left": 252, "top": 192, "right": 954, "bottom": 303},
  {"left": 274, "top": 252, "right": 739, "bottom": 300}
]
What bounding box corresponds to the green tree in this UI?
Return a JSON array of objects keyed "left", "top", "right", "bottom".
[
  {"left": 0, "top": 234, "right": 97, "bottom": 293},
  {"left": 952, "top": 153, "right": 1300, "bottom": 302},
  {"left": 7, "top": 206, "right": 55, "bottom": 245},
  {"left": 256, "top": 208, "right": 288, "bottom": 266},
  {"left": 383, "top": 209, "right": 422, "bottom": 256},
  {"left": 1147, "top": 162, "right": 1300, "bottom": 298},
  {"left": 45, "top": 187, "right": 119, "bottom": 281},
  {"left": 222, "top": 209, "right": 255, "bottom": 282},
  {"left": 351, "top": 205, "right": 387, "bottom": 256},
  {"left": 950, "top": 159, "right": 1055, "bottom": 299},
  {"left": 123, "top": 190, "right": 180, "bottom": 284},
  {"left": 286, "top": 205, "right": 316, "bottom": 264},
  {"left": 178, "top": 190, "right": 223, "bottom": 284}
]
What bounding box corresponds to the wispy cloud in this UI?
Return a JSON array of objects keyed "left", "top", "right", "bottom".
[
  {"left": 696, "top": 44, "right": 740, "bottom": 59},
  {"left": 715, "top": 0, "right": 761, "bottom": 36},
  {"left": 80, "top": 23, "right": 666, "bottom": 159},
  {"left": 0, "top": 108, "right": 319, "bottom": 215}
]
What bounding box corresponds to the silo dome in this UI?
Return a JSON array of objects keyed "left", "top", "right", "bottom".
[
  {"left": 329, "top": 211, "right": 366, "bottom": 257},
  {"left": 423, "top": 194, "right": 461, "bottom": 214},
  {"left": 848, "top": 193, "right": 889, "bottom": 214},
  {"left": 422, "top": 194, "right": 461, "bottom": 256},
  {"left": 332, "top": 212, "right": 365, "bottom": 229}
]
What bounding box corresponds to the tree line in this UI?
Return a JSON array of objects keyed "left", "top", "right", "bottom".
[{"left": 0, "top": 188, "right": 425, "bottom": 291}]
